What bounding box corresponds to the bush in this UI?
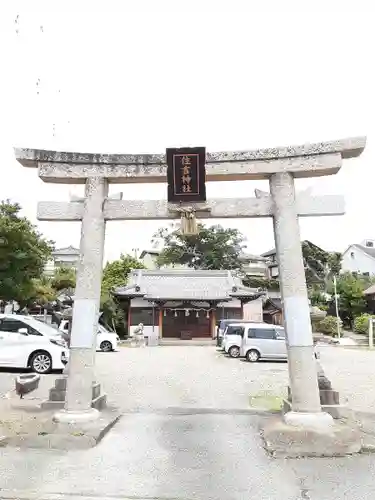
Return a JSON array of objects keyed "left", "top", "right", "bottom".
[
  {"left": 317, "top": 315, "right": 343, "bottom": 337},
  {"left": 354, "top": 314, "right": 375, "bottom": 335}
]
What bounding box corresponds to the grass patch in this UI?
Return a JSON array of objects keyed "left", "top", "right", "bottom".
[{"left": 249, "top": 391, "right": 284, "bottom": 411}]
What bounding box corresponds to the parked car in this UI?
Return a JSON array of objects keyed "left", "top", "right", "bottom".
[
  {"left": 0, "top": 314, "right": 69, "bottom": 374},
  {"left": 223, "top": 321, "right": 319, "bottom": 362},
  {"left": 216, "top": 319, "right": 246, "bottom": 348},
  {"left": 221, "top": 321, "right": 261, "bottom": 356},
  {"left": 240, "top": 323, "right": 287, "bottom": 362},
  {"left": 58, "top": 320, "right": 120, "bottom": 352}
]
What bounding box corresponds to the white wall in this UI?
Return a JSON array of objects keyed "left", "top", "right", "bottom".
[
  {"left": 242, "top": 298, "right": 263, "bottom": 322},
  {"left": 341, "top": 246, "right": 375, "bottom": 275}
]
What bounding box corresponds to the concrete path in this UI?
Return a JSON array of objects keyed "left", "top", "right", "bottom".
[{"left": 0, "top": 411, "right": 375, "bottom": 500}]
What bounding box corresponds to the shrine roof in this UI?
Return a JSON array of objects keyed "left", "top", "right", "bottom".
[
  {"left": 53, "top": 245, "right": 80, "bottom": 256},
  {"left": 113, "top": 269, "right": 261, "bottom": 302}
]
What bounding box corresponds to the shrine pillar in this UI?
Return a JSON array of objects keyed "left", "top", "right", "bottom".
[
  {"left": 158, "top": 307, "right": 163, "bottom": 339},
  {"left": 54, "top": 177, "right": 108, "bottom": 423},
  {"left": 210, "top": 308, "right": 216, "bottom": 339},
  {"left": 269, "top": 172, "right": 332, "bottom": 429}
]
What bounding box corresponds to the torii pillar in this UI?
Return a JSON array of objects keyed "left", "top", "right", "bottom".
[{"left": 15, "top": 136, "right": 366, "bottom": 428}]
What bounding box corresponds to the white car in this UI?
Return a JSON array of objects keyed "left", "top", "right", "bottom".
[
  {"left": 0, "top": 314, "right": 69, "bottom": 374},
  {"left": 58, "top": 320, "right": 119, "bottom": 352}
]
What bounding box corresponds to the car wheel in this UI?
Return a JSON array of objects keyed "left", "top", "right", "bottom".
[
  {"left": 100, "top": 340, "right": 113, "bottom": 352},
  {"left": 228, "top": 345, "right": 241, "bottom": 358},
  {"left": 246, "top": 349, "right": 260, "bottom": 363},
  {"left": 30, "top": 351, "right": 52, "bottom": 374}
]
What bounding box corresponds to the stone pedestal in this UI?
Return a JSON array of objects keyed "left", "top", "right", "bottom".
[
  {"left": 283, "top": 377, "right": 350, "bottom": 420},
  {"left": 41, "top": 377, "right": 107, "bottom": 411},
  {"left": 262, "top": 417, "right": 361, "bottom": 458}
]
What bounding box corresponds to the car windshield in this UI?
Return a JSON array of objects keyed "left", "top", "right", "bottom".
[
  {"left": 26, "top": 318, "right": 61, "bottom": 337},
  {"left": 98, "top": 324, "right": 115, "bottom": 334},
  {"left": 219, "top": 320, "right": 238, "bottom": 330}
]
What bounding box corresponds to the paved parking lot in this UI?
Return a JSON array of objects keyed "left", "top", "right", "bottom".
[
  {"left": 1, "top": 345, "right": 375, "bottom": 413},
  {"left": 97, "top": 345, "right": 375, "bottom": 414}
]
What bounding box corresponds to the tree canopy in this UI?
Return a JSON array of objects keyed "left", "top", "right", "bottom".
[
  {"left": 101, "top": 254, "right": 144, "bottom": 295},
  {"left": 326, "top": 272, "right": 373, "bottom": 328},
  {"left": 51, "top": 266, "right": 76, "bottom": 291},
  {"left": 302, "top": 240, "right": 342, "bottom": 288},
  {"left": 154, "top": 223, "right": 246, "bottom": 270},
  {"left": 100, "top": 254, "right": 144, "bottom": 335},
  {"left": 0, "top": 200, "right": 54, "bottom": 303}
]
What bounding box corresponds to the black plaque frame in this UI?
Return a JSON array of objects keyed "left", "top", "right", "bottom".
[{"left": 166, "top": 147, "right": 206, "bottom": 203}]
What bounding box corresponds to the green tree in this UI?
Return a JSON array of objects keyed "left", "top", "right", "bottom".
[
  {"left": 302, "top": 240, "right": 342, "bottom": 288},
  {"left": 328, "top": 272, "right": 368, "bottom": 328},
  {"left": 101, "top": 254, "right": 144, "bottom": 335},
  {"left": 51, "top": 266, "right": 76, "bottom": 291},
  {"left": 155, "top": 223, "right": 245, "bottom": 270},
  {"left": 101, "top": 254, "right": 144, "bottom": 294},
  {"left": 0, "top": 200, "right": 54, "bottom": 303},
  {"left": 242, "top": 276, "right": 279, "bottom": 290},
  {"left": 26, "top": 276, "right": 57, "bottom": 306}
]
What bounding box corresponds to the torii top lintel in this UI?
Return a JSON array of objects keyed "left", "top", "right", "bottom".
[{"left": 14, "top": 136, "right": 366, "bottom": 184}]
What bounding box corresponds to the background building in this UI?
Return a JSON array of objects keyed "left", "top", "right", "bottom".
[
  {"left": 44, "top": 246, "right": 80, "bottom": 276},
  {"left": 113, "top": 269, "right": 263, "bottom": 340},
  {"left": 341, "top": 240, "right": 375, "bottom": 276}
]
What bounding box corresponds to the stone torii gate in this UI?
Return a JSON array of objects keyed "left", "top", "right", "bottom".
[{"left": 15, "top": 136, "right": 366, "bottom": 430}]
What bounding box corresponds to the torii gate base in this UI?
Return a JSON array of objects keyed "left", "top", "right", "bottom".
[{"left": 15, "top": 137, "right": 366, "bottom": 456}]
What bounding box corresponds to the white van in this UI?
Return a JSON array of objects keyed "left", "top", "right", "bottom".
[
  {"left": 240, "top": 324, "right": 287, "bottom": 362},
  {"left": 223, "top": 322, "right": 266, "bottom": 358},
  {"left": 224, "top": 322, "right": 320, "bottom": 361}
]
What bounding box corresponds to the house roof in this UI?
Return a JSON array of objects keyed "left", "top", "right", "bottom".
[
  {"left": 261, "top": 240, "right": 327, "bottom": 260},
  {"left": 53, "top": 246, "right": 80, "bottom": 256},
  {"left": 238, "top": 252, "right": 267, "bottom": 262},
  {"left": 350, "top": 244, "right": 375, "bottom": 260},
  {"left": 263, "top": 298, "right": 282, "bottom": 311},
  {"left": 261, "top": 248, "right": 276, "bottom": 257},
  {"left": 113, "top": 269, "right": 261, "bottom": 302},
  {"left": 364, "top": 284, "right": 375, "bottom": 295},
  {"left": 139, "top": 249, "right": 161, "bottom": 259}
]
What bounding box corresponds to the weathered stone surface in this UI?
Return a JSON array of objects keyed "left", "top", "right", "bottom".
[
  {"left": 35, "top": 153, "right": 346, "bottom": 183},
  {"left": 262, "top": 417, "right": 362, "bottom": 458},
  {"left": 15, "top": 136, "right": 366, "bottom": 167},
  {"left": 14, "top": 137, "right": 366, "bottom": 184},
  {"left": 37, "top": 194, "right": 345, "bottom": 221},
  {"left": 4, "top": 409, "right": 121, "bottom": 450}
]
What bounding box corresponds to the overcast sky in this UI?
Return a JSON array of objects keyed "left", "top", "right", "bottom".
[{"left": 1, "top": 0, "right": 373, "bottom": 262}]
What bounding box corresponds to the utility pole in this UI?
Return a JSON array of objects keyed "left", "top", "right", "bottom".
[
  {"left": 369, "top": 317, "right": 374, "bottom": 350},
  {"left": 333, "top": 275, "right": 341, "bottom": 340}
]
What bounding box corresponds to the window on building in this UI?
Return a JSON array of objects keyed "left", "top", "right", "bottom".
[
  {"left": 350, "top": 252, "right": 355, "bottom": 258},
  {"left": 363, "top": 272, "right": 370, "bottom": 277},
  {"left": 366, "top": 241, "right": 374, "bottom": 248}
]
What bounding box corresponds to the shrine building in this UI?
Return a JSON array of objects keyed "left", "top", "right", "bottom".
[{"left": 113, "top": 269, "right": 263, "bottom": 340}]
